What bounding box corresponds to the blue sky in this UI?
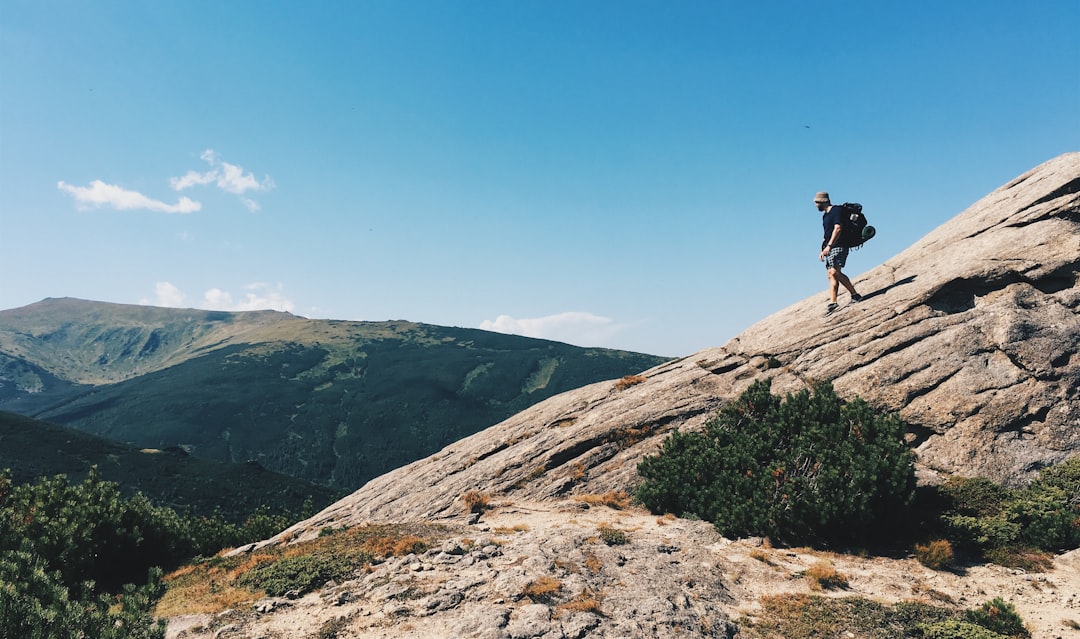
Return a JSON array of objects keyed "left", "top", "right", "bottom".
[{"left": 2, "top": 1, "right": 1077, "bottom": 357}]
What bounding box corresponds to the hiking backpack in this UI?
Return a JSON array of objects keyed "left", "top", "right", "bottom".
[{"left": 839, "top": 202, "right": 875, "bottom": 248}]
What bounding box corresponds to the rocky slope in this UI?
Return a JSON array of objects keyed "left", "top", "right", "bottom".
[
  {"left": 168, "top": 500, "right": 1080, "bottom": 639},
  {"left": 256, "top": 154, "right": 1079, "bottom": 538},
  {"left": 166, "top": 153, "right": 1080, "bottom": 638}
]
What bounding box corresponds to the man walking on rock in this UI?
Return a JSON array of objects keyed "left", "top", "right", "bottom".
[{"left": 815, "top": 191, "right": 861, "bottom": 315}]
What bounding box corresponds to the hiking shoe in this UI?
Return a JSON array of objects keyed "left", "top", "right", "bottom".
[
  {"left": 824, "top": 303, "right": 839, "bottom": 316},
  {"left": 851, "top": 293, "right": 863, "bottom": 302}
]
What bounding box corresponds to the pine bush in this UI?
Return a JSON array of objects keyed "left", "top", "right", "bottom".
[
  {"left": 636, "top": 379, "right": 916, "bottom": 544},
  {"left": 1, "top": 467, "right": 313, "bottom": 637},
  {"left": 963, "top": 597, "right": 1029, "bottom": 638},
  {"left": 1031, "top": 455, "right": 1080, "bottom": 495},
  {"left": 940, "top": 476, "right": 1013, "bottom": 517},
  {"left": 0, "top": 548, "right": 166, "bottom": 639},
  {"left": 939, "top": 456, "right": 1080, "bottom": 559}
]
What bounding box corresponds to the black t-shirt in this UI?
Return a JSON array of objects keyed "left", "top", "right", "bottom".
[{"left": 822, "top": 206, "right": 845, "bottom": 246}]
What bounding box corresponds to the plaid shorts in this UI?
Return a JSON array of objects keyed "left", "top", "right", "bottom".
[{"left": 824, "top": 246, "right": 849, "bottom": 270}]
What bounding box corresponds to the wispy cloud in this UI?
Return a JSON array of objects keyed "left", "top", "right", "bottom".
[
  {"left": 170, "top": 149, "right": 274, "bottom": 211},
  {"left": 57, "top": 180, "right": 201, "bottom": 214},
  {"left": 479, "top": 311, "right": 627, "bottom": 347},
  {"left": 58, "top": 150, "right": 273, "bottom": 213},
  {"left": 141, "top": 281, "right": 294, "bottom": 313},
  {"left": 168, "top": 171, "right": 217, "bottom": 191}
]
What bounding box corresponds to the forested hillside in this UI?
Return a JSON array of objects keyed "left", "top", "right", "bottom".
[{"left": 0, "top": 299, "right": 669, "bottom": 489}]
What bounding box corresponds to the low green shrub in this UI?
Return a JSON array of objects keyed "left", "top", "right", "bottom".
[
  {"left": 1006, "top": 486, "right": 1078, "bottom": 551},
  {"left": 235, "top": 553, "right": 363, "bottom": 597},
  {"left": 938, "top": 456, "right": 1080, "bottom": 560},
  {"left": 0, "top": 467, "right": 315, "bottom": 635},
  {"left": 920, "top": 620, "right": 1009, "bottom": 639},
  {"left": 983, "top": 546, "right": 1053, "bottom": 572},
  {"left": 739, "top": 594, "right": 949, "bottom": 639},
  {"left": 892, "top": 600, "right": 955, "bottom": 627},
  {"left": 318, "top": 615, "right": 352, "bottom": 639},
  {"left": 736, "top": 594, "right": 1026, "bottom": 639},
  {"left": 963, "top": 597, "right": 1029, "bottom": 638},
  {"left": 636, "top": 379, "right": 916, "bottom": 544},
  {"left": 941, "top": 514, "right": 1021, "bottom": 553},
  {"left": 597, "top": 524, "right": 629, "bottom": 546},
  {"left": 1031, "top": 455, "right": 1080, "bottom": 495},
  {"left": 940, "top": 476, "right": 1013, "bottom": 517}
]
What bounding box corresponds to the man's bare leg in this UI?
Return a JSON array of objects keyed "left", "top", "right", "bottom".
[{"left": 828, "top": 268, "right": 859, "bottom": 302}]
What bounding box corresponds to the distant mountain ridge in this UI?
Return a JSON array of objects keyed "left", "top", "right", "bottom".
[
  {"left": 0, "top": 300, "right": 669, "bottom": 490},
  {"left": 1, "top": 297, "right": 351, "bottom": 385}
]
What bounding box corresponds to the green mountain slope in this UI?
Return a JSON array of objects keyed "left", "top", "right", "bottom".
[
  {"left": 0, "top": 351, "right": 84, "bottom": 414},
  {"left": 0, "top": 297, "right": 301, "bottom": 385},
  {"left": 0, "top": 411, "right": 342, "bottom": 520},
  {"left": 0, "top": 298, "right": 669, "bottom": 490}
]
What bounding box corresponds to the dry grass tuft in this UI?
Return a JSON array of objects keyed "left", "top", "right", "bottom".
[
  {"left": 656, "top": 513, "right": 677, "bottom": 526},
  {"left": 557, "top": 589, "right": 605, "bottom": 616},
  {"left": 749, "top": 548, "right": 776, "bottom": 566},
  {"left": 614, "top": 374, "right": 647, "bottom": 390},
  {"left": 156, "top": 556, "right": 268, "bottom": 617},
  {"left": 609, "top": 425, "right": 652, "bottom": 448},
  {"left": 361, "top": 533, "right": 428, "bottom": 557},
  {"left": 911, "top": 583, "right": 956, "bottom": 604},
  {"left": 462, "top": 490, "right": 492, "bottom": 514},
  {"left": 802, "top": 560, "right": 848, "bottom": 591},
  {"left": 510, "top": 465, "right": 547, "bottom": 490},
  {"left": 574, "top": 491, "right": 632, "bottom": 510},
  {"left": 914, "top": 539, "right": 954, "bottom": 570},
  {"left": 522, "top": 576, "right": 563, "bottom": 603},
  {"left": 583, "top": 552, "right": 603, "bottom": 574}
]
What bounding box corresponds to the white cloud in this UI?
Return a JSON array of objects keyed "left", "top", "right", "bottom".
[
  {"left": 202, "top": 283, "right": 295, "bottom": 313},
  {"left": 202, "top": 288, "right": 234, "bottom": 308},
  {"left": 216, "top": 161, "right": 267, "bottom": 194},
  {"left": 57, "top": 180, "right": 201, "bottom": 214},
  {"left": 140, "top": 281, "right": 188, "bottom": 307},
  {"left": 141, "top": 281, "right": 295, "bottom": 313},
  {"left": 60, "top": 149, "right": 272, "bottom": 215},
  {"left": 479, "top": 311, "right": 626, "bottom": 347},
  {"left": 169, "top": 170, "right": 217, "bottom": 191},
  {"left": 171, "top": 149, "right": 274, "bottom": 203}
]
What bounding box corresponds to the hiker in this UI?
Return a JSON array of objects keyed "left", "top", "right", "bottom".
[{"left": 815, "top": 191, "right": 862, "bottom": 315}]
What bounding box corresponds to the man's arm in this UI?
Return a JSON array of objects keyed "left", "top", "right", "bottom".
[{"left": 819, "top": 224, "right": 843, "bottom": 260}]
